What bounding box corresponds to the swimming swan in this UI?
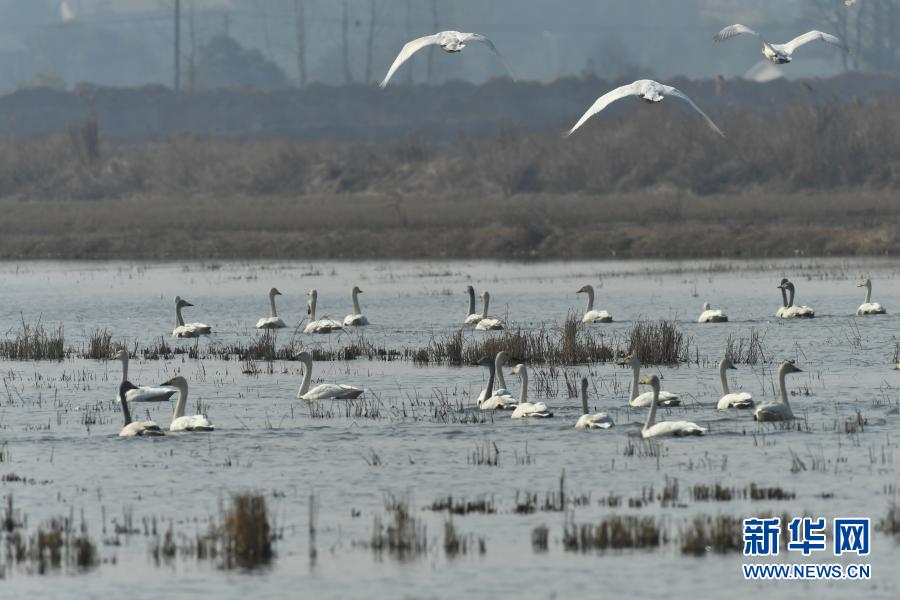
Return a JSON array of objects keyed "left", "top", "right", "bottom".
[
  {"left": 623, "top": 353, "right": 680, "bottom": 407},
  {"left": 118, "top": 382, "right": 164, "bottom": 437},
  {"left": 161, "top": 376, "right": 214, "bottom": 431},
  {"left": 856, "top": 278, "right": 886, "bottom": 315},
  {"left": 776, "top": 279, "right": 815, "bottom": 318},
  {"left": 305, "top": 289, "right": 343, "bottom": 334},
  {"left": 114, "top": 350, "right": 176, "bottom": 403},
  {"left": 698, "top": 302, "right": 728, "bottom": 323},
  {"left": 475, "top": 291, "right": 504, "bottom": 330},
  {"left": 256, "top": 287, "right": 287, "bottom": 329},
  {"left": 715, "top": 357, "right": 754, "bottom": 410},
  {"left": 574, "top": 377, "right": 613, "bottom": 429},
  {"left": 754, "top": 360, "right": 802, "bottom": 422},
  {"left": 478, "top": 351, "right": 515, "bottom": 402},
  {"left": 343, "top": 286, "right": 369, "bottom": 326},
  {"left": 464, "top": 285, "right": 482, "bottom": 325},
  {"left": 714, "top": 24, "right": 848, "bottom": 64},
  {"left": 509, "top": 364, "right": 553, "bottom": 419},
  {"left": 477, "top": 355, "right": 517, "bottom": 411},
  {"left": 577, "top": 285, "right": 612, "bottom": 323},
  {"left": 565, "top": 79, "right": 724, "bottom": 138},
  {"left": 295, "top": 351, "right": 363, "bottom": 400},
  {"left": 172, "top": 296, "right": 211, "bottom": 337},
  {"left": 639, "top": 375, "right": 706, "bottom": 438}
]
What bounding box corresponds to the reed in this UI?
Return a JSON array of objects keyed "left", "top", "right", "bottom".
[
  {"left": 370, "top": 495, "right": 427, "bottom": 561},
  {"left": 222, "top": 493, "right": 274, "bottom": 570},
  {"left": 680, "top": 515, "right": 743, "bottom": 555},
  {"left": 84, "top": 328, "right": 114, "bottom": 360},
  {"left": 563, "top": 514, "right": 663, "bottom": 551},
  {"left": 725, "top": 327, "right": 768, "bottom": 365},
  {"left": 0, "top": 318, "right": 65, "bottom": 361},
  {"left": 627, "top": 319, "right": 688, "bottom": 365}
]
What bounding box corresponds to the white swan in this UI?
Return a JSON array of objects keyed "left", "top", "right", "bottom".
[
  {"left": 714, "top": 24, "right": 849, "bottom": 64},
  {"left": 577, "top": 285, "right": 612, "bottom": 323},
  {"left": 343, "top": 286, "right": 369, "bottom": 326},
  {"left": 172, "top": 296, "right": 211, "bottom": 338},
  {"left": 623, "top": 353, "right": 680, "bottom": 407},
  {"left": 776, "top": 278, "right": 815, "bottom": 318},
  {"left": 574, "top": 377, "right": 613, "bottom": 429},
  {"left": 256, "top": 287, "right": 287, "bottom": 329},
  {"left": 305, "top": 289, "right": 343, "bottom": 334},
  {"left": 715, "top": 357, "right": 754, "bottom": 410},
  {"left": 477, "top": 355, "right": 517, "bottom": 411},
  {"left": 380, "top": 31, "right": 514, "bottom": 88},
  {"left": 475, "top": 291, "right": 504, "bottom": 330},
  {"left": 117, "top": 382, "right": 164, "bottom": 437},
  {"left": 565, "top": 79, "right": 724, "bottom": 138},
  {"left": 295, "top": 351, "right": 363, "bottom": 401},
  {"left": 639, "top": 375, "right": 706, "bottom": 438},
  {"left": 114, "top": 350, "right": 175, "bottom": 403},
  {"left": 477, "top": 351, "right": 515, "bottom": 402},
  {"left": 754, "top": 360, "right": 802, "bottom": 422},
  {"left": 509, "top": 364, "right": 553, "bottom": 419},
  {"left": 161, "top": 376, "right": 214, "bottom": 431},
  {"left": 856, "top": 278, "right": 886, "bottom": 315},
  {"left": 698, "top": 302, "right": 728, "bottom": 323},
  {"left": 464, "top": 285, "right": 482, "bottom": 325}
]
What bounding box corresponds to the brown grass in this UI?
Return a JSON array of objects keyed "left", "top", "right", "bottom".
[{"left": 222, "top": 493, "right": 274, "bottom": 570}]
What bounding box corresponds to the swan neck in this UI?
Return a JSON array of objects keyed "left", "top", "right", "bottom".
[
  {"left": 300, "top": 359, "right": 313, "bottom": 395},
  {"left": 581, "top": 387, "right": 588, "bottom": 415},
  {"left": 495, "top": 355, "right": 507, "bottom": 389},
  {"left": 787, "top": 286, "right": 795, "bottom": 308},
  {"left": 481, "top": 296, "right": 489, "bottom": 318},
  {"left": 519, "top": 369, "right": 528, "bottom": 404},
  {"left": 173, "top": 380, "right": 188, "bottom": 419},
  {"left": 119, "top": 388, "right": 132, "bottom": 426},
  {"left": 630, "top": 359, "right": 640, "bottom": 401},
  {"left": 120, "top": 352, "right": 129, "bottom": 382},
  {"left": 585, "top": 288, "right": 594, "bottom": 312},
  {"left": 720, "top": 362, "right": 730, "bottom": 395},
  {"left": 864, "top": 282, "right": 872, "bottom": 304},
  {"left": 176, "top": 304, "right": 185, "bottom": 327},
  {"left": 308, "top": 297, "right": 316, "bottom": 322},
  {"left": 352, "top": 290, "right": 361, "bottom": 315},
  {"left": 778, "top": 367, "right": 790, "bottom": 406},
  {"left": 644, "top": 384, "right": 659, "bottom": 431},
  {"left": 467, "top": 289, "right": 475, "bottom": 315},
  {"left": 780, "top": 287, "right": 788, "bottom": 308},
  {"left": 269, "top": 293, "right": 278, "bottom": 318},
  {"left": 484, "top": 363, "right": 495, "bottom": 398}
]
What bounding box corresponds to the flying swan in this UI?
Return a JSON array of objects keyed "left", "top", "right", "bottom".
[
  {"left": 172, "top": 296, "right": 211, "bottom": 338},
  {"left": 380, "top": 31, "right": 514, "bottom": 88},
  {"left": 754, "top": 360, "right": 803, "bottom": 422},
  {"left": 343, "top": 286, "right": 369, "bottom": 326},
  {"left": 564, "top": 79, "right": 724, "bottom": 138},
  {"left": 639, "top": 375, "right": 706, "bottom": 438},
  {"left": 577, "top": 285, "right": 612, "bottom": 323},
  {"left": 477, "top": 355, "right": 517, "bottom": 411},
  {"left": 117, "top": 382, "right": 164, "bottom": 437},
  {"left": 464, "top": 285, "right": 482, "bottom": 325},
  {"left": 509, "top": 364, "right": 553, "bottom": 419},
  {"left": 714, "top": 24, "right": 849, "bottom": 64},
  {"left": 475, "top": 291, "right": 504, "bottom": 330},
  {"left": 776, "top": 278, "right": 815, "bottom": 318},
  {"left": 295, "top": 351, "right": 364, "bottom": 401},
  {"left": 623, "top": 353, "right": 680, "bottom": 407},
  {"left": 478, "top": 351, "right": 515, "bottom": 403},
  {"left": 160, "top": 376, "right": 214, "bottom": 431},
  {"left": 256, "top": 287, "right": 287, "bottom": 329},
  {"left": 856, "top": 278, "right": 886, "bottom": 315},
  {"left": 698, "top": 302, "right": 728, "bottom": 323},
  {"left": 305, "top": 289, "right": 343, "bottom": 334},
  {"left": 574, "top": 377, "right": 614, "bottom": 429},
  {"left": 114, "top": 350, "right": 175, "bottom": 403},
  {"left": 715, "top": 357, "right": 754, "bottom": 410}
]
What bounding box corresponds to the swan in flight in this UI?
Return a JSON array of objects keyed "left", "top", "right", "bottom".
[
  {"left": 698, "top": 302, "right": 728, "bottom": 323},
  {"left": 117, "top": 382, "right": 164, "bottom": 437},
  {"left": 509, "top": 365, "right": 553, "bottom": 419},
  {"left": 776, "top": 278, "right": 815, "bottom": 318},
  {"left": 305, "top": 289, "right": 343, "bottom": 334},
  {"left": 714, "top": 25, "right": 849, "bottom": 64},
  {"left": 380, "top": 31, "right": 514, "bottom": 88},
  {"left": 160, "top": 376, "right": 214, "bottom": 431},
  {"left": 478, "top": 351, "right": 515, "bottom": 402},
  {"left": 475, "top": 291, "right": 504, "bottom": 330},
  {"left": 754, "top": 360, "right": 802, "bottom": 422},
  {"left": 256, "top": 287, "right": 287, "bottom": 329},
  {"left": 574, "top": 378, "right": 613, "bottom": 429},
  {"left": 565, "top": 79, "right": 724, "bottom": 138},
  {"left": 477, "top": 355, "right": 517, "bottom": 411},
  {"left": 715, "top": 357, "right": 754, "bottom": 410},
  {"left": 464, "top": 285, "right": 482, "bottom": 325},
  {"left": 295, "top": 351, "right": 363, "bottom": 401},
  {"left": 172, "top": 296, "right": 211, "bottom": 338},
  {"left": 856, "top": 278, "right": 886, "bottom": 315},
  {"left": 577, "top": 285, "right": 612, "bottom": 323},
  {"left": 343, "top": 286, "right": 369, "bottom": 326},
  {"left": 114, "top": 350, "right": 175, "bottom": 403},
  {"left": 622, "top": 353, "right": 680, "bottom": 407},
  {"left": 639, "top": 375, "right": 705, "bottom": 438}
]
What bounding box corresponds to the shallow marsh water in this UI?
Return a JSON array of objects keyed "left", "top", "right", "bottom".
[{"left": 1, "top": 259, "right": 899, "bottom": 599}]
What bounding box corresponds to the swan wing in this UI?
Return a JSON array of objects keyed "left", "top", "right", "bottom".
[
  {"left": 126, "top": 386, "right": 176, "bottom": 403},
  {"left": 575, "top": 413, "right": 614, "bottom": 429},
  {"left": 584, "top": 310, "right": 612, "bottom": 323},
  {"left": 643, "top": 420, "right": 705, "bottom": 438},
  {"left": 781, "top": 30, "right": 848, "bottom": 55},
  {"left": 302, "top": 384, "right": 363, "bottom": 401},
  {"left": 658, "top": 84, "right": 724, "bottom": 137},
  {"left": 464, "top": 313, "right": 482, "bottom": 325},
  {"left": 189, "top": 322, "right": 211, "bottom": 333},
  {"left": 170, "top": 414, "right": 214, "bottom": 431},
  {"left": 714, "top": 24, "right": 763, "bottom": 43},
  {"left": 565, "top": 82, "right": 642, "bottom": 137},
  {"left": 343, "top": 314, "right": 368, "bottom": 326},
  {"left": 754, "top": 402, "right": 793, "bottom": 421},
  {"left": 511, "top": 402, "right": 552, "bottom": 419},
  {"left": 459, "top": 33, "right": 516, "bottom": 80},
  {"left": 475, "top": 318, "right": 504, "bottom": 330},
  {"left": 717, "top": 393, "right": 754, "bottom": 410},
  {"left": 380, "top": 34, "right": 441, "bottom": 88}
]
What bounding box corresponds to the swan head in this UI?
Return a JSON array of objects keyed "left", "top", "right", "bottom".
[
  {"left": 577, "top": 285, "right": 593, "bottom": 294},
  {"left": 702, "top": 302, "right": 711, "bottom": 311},
  {"left": 480, "top": 291, "right": 490, "bottom": 300},
  {"left": 638, "top": 374, "right": 660, "bottom": 389},
  {"left": 176, "top": 298, "right": 194, "bottom": 308},
  {"left": 777, "top": 278, "right": 790, "bottom": 289},
  {"left": 511, "top": 363, "right": 526, "bottom": 376},
  {"left": 307, "top": 289, "right": 317, "bottom": 299},
  {"left": 465, "top": 285, "right": 474, "bottom": 295},
  {"left": 496, "top": 351, "right": 509, "bottom": 366},
  {"left": 857, "top": 278, "right": 870, "bottom": 288},
  {"left": 352, "top": 286, "right": 363, "bottom": 294},
  {"left": 778, "top": 360, "right": 802, "bottom": 375},
  {"left": 720, "top": 357, "right": 737, "bottom": 370},
  {"left": 160, "top": 375, "right": 188, "bottom": 388},
  {"left": 477, "top": 355, "right": 493, "bottom": 368},
  {"left": 619, "top": 352, "right": 637, "bottom": 367},
  {"left": 269, "top": 287, "right": 282, "bottom": 297},
  {"left": 114, "top": 349, "right": 127, "bottom": 361},
  {"left": 118, "top": 380, "right": 138, "bottom": 401},
  {"left": 294, "top": 351, "right": 313, "bottom": 365}
]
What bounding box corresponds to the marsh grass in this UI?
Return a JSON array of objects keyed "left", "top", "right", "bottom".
[
  {"left": 628, "top": 320, "right": 688, "bottom": 365},
  {"left": 443, "top": 519, "right": 486, "bottom": 559},
  {"left": 531, "top": 525, "right": 549, "bottom": 552},
  {"left": 222, "top": 493, "right": 274, "bottom": 570},
  {"left": 371, "top": 495, "right": 427, "bottom": 561},
  {"left": 84, "top": 328, "right": 114, "bottom": 360},
  {"left": 468, "top": 441, "right": 500, "bottom": 466},
  {"left": 429, "top": 496, "right": 496, "bottom": 515},
  {"left": 879, "top": 502, "right": 900, "bottom": 538},
  {"left": 563, "top": 514, "right": 663, "bottom": 551},
  {"left": 0, "top": 318, "right": 65, "bottom": 361},
  {"left": 680, "top": 515, "right": 742, "bottom": 555},
  {"left": 725, "top": 328, "right": 768, "bottom": 365}
]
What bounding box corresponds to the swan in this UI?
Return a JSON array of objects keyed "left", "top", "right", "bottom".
[
  {"left": 754, "top": 360, "right": 803, "bottom": 422},
  {"left": 477, "top": 351, "right": 515, "bottom": 402},
  {"left": 776, "top": 278, "right": 815, "bottom": 318},
  {"left": 574, "top": 377, "right": 613, "bottom": 429},
  {"left": 565, "top": 79, "right": 724, "bottom": 138},
  {"left": 856, "top": 278, "right": 886, "bottom": 315},
  {"left": 639, "top": 375, "right": 706, "bottom": 438},
  {"left": 380, "top": 31, "right": 514, "bottom": 88},
  {"left": 117, "top": 382, "right": 164, "bottom": 437},
  {"left": 305, "top": 289, "right": 343, "bottom": 334},
  {"left": 295, "top": 351, "right": 363, "bottom": 400},
  {"left": 475, "top": 291, "right": 504, "bottom": 330},
  {"left": 256, "top": 287, "right": 287, "bottom": 329},
  {"left": 715, "top": 357, "right": 754, "bottom": 410},
  {"left": 623, "top": 353, "right": 680, "bottom": 407},
  {"left": 343, "top": 286, "right": 369, "bottom": 326},
  {"left": 477, "top": 355, "right": 517, "bottom": 411},
  {"left": 697, "top": 302, "right": 728, "bottom": 323},
  {"left": 509, "top": 365, "right": 553, "bottom": 419},
  {"left": 172, "top": 296, "right": 211, "bottom": 338},
  {"left": 714, "top": 24, "right": 849, "bottom": 64},
  {"left": 577, "top": 285, "right": 612, "bottom": 323},
  {"left": 464, "top": 285, "right": 482, "bottom": 325},
  {"left": 114, "top": 350, "right": 175, "bottom": 403},
  {"left": 160, "top": 376, "right": 214, "bottom": 431}
]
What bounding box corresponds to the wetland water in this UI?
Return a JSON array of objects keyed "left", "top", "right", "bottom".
[{"left": 2, "top": 259, "right": 899, "bottom": 598}]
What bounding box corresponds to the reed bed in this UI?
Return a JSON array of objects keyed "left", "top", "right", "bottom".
[
  {"left": 627, "top": 320, "right": 689, "bottom": 366},
  {"left": 222, "top": 493, "right": 274, "bottom": 570},
  {"left": 725, "top": 328, "right": 768, "bottom": 365},
  {"left": 0, "top": 318, "right": 66, "bottom": 361},
  {"left": 563, "top": 515, "right": 664, "bottom": 551},
  {"left": 370, "top": 495, "right": 427, "bottom": 561},
  {"left": 680, "top": 515, "right": 743, "bottom": 555}
]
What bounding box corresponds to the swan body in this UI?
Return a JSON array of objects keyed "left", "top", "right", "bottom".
[
  {"left": 343, "top": 286, "right": 369, "bottom": 326},
  {"left": 296, "top": 352, "right": 363, "bottom": 400},
  {"left": 475, "top": 291, "right": 504, "bottom": 330},
  {"left": 698, "top": 302, "right": 728, "bottom": 323},
  {"left": 256, "top": 287, "right": 287, "bottom": 329},
  {"left": 305, "top": 289, "right": 343, "bottom": 334},
  {"left": 464, "top": 285, "right": 482, "bottom": 325},
  {"left": 117, "top": 382, "right": 164, "bottom": 437},
  {"left": 477, "top": 355, "right": 517, "bottom": 411},
  {"left": 623, "top": 353, "right": 680, "bottom": 407},
  {"left": 715, "top": 357, "right": 754, "bottom": 410},
  {"left": 565, "top": 79, "right": 724, "bottom": 138},
  {"left": 509, "top": 364, "right": 553, "bottom": 419},
  {"left": 776, "top": 278, "right": 815, "bottom": 318},
  {"left": 577, "top": 285, "right": 612, "bottom": 323},
  {"left": 639, "top": 375, "right": 705, "bottom": 438},
  {"left": 380, "top": 31, "right": 514, "bottom": 88},
  {"left": 172, "top": 296, "right": 211, "bottom": 337},
  {"left": 856, "top": 279, "right": 886, "bottom": 315},
  {"left": 114, "top": 350, "right": 176, "bottom": 403},
  {"left": 754, "top": 361, "right": 802, "bottom": 422},
  {"left": 714, "top": 24, "right": 848, "bottom": 64},
  {"left": 477, "top": 351, "right": 515, "bottom": 402},
  {"left": 574, "top": 378, "right": 613, "bottom": 429},
  {"left": 161, "top": 376, "right": 214, "bottom": 431}
]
